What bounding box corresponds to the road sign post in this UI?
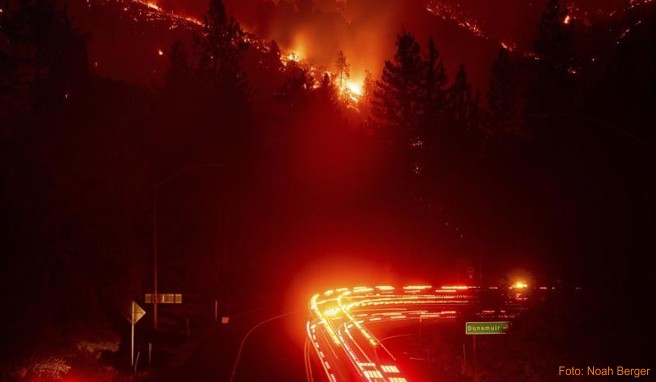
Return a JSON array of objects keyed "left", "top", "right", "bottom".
[
  {"left": 465, "top": 321, "right": 510, "bottom": 382},
  {"left": 131, "top": 307, "right": 134, "bottom": 367},
  {"left": 124, "top": 301, "right": 146, "bottom": 367},
  {"left": 473, "top": 335, "right": 478, "bottom": 382}
]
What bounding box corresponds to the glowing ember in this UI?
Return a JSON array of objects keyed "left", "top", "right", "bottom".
[
  {"left": 425, "top": 1, "right": 488, "bottom": 41},
  {"left": 146, "top": 2, "right": 160, "bottom": 11},
  {"left": 500, "top": 41, "right": 516, "bottom": 52},
  {"left": 563, "top": 15, "right": 571, "bottom": 24},
  {"left": 157, "top": 48, "right": 164, "bottom": 56},
  {"left": 286, "top": 52, "right": 301, "bottom": 62}
]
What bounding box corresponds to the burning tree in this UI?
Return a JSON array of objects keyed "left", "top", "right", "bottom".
[
  {"left": 335, "top": 50, "right": 350, "bottom": 94},
  {"left": 529, "top": 0, "right": 576, "bottom": 112},
  {"left": 534, "top": 0, "right": 574, "bottom": 71}
]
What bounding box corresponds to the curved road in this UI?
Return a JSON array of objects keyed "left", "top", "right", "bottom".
[{"left": 306, "top": 285, "right": 506, "bottom": 382}]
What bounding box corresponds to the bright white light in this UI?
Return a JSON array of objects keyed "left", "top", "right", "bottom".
[
  {"left": 512, "top": 281, "right": 528, "bottom": 289},
  {"left": 346, "top": 81, "right": 363, "bottom": 96}
]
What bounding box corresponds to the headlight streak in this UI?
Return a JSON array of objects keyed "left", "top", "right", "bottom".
[
  {"left": 343, "top": 323, "right": 379, "bottom": 378},
  {"left": 306, "top": 285, "right": 477, "bottom": 382}
]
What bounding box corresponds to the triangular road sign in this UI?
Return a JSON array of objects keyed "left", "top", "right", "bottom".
[{"left": 124, "top": 300, "right": 146, "bottom": 325}]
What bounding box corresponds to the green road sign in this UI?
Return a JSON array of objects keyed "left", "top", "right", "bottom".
[{"left": 466, "top": 321, "right": 510, "bottom": 335}]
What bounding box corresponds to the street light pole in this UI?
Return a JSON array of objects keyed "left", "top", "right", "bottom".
[
  {"left": 152, "top": 163, "right": 223, "bottom": 330},
  {"left": 153, "top": 188, "right": 159, "bottom": 330}
]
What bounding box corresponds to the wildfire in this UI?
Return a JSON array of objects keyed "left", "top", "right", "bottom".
[
  {"left": 146, "top": 2, "right": 160, "bottom": 11},
  {"left": 345, "top": 80, "right": 363, "bottom": 96},
  {"left": 282, "top": 51, "right": 303, "bottom": 66},
  {"left": 425, "top": 1, "right": 488, "bottom": 41},
  {"left": 500, "top": 41, "right": 516, "bottom": 52},
  {"left": 130, "top": 0, "right": 203, "bottom": 27},
  {"left": 338, "top": 79, "right": 364, "bottom": 104},
  {"left": 92, "top": 0, "right": 369, "bottom": 107},
  {"left": 89, "top": 0, "right": 656, "bottom": 107},
  {"left": 277, "top": 42, "right": 366, "bottom": 105}
]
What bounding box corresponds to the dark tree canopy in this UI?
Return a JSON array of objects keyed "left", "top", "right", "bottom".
[
  {"left": 534, "top": 0, "right": 574, "bottom": 70},
  {"left": 163, "top": 41, "right": 194, "bottom": 97},
  {"left": 487, "top": 47, "right": 521, "bottom": 137},
  {"left": 446, "top": 64, "right": 474, "bottom": 126},
  {"left": 372, "top": 32, "right": 424, "bottom": 135},
  {"left": 0, "top": 0, "right": 89, "bottom": 110},
  {"left": 195, "top": 0, "right": 249, "bottom": 98},
  {"left": 423, "top": 35, "right": 448, "bottom": 117}
]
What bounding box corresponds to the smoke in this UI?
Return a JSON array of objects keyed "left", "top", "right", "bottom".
[
  {"left": 231, "top": 0, "right": 414, "bottom": 82},
  {"left": 152, "top": 0, "right": 635, "bottom": 90},
  {"left": 218, "top": 0, "right": 502, "bottom": 89},
  {"left": 331, "top": 0, "right": 413, "bottom": 81},
  {"left": 153, "top": 0, "right": 433, "bottom": 82}
]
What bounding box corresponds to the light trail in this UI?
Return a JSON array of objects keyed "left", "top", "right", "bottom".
[
  {"left": 306, "top": 282, "right": 545, "bottom": 381},
  {"left": 306, "top": 284, "right": 478, "bottom": 382}
]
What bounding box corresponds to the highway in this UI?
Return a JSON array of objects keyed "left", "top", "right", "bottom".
[
  {"left": 306, "top": 285, "right": 508, "bottom": 382},
  {"left": 155, "top": 283, "right": 529, "bottom": 381}
]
